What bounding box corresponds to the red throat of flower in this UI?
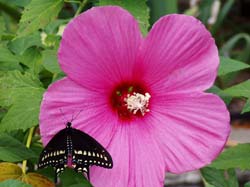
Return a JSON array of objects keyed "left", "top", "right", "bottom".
[{"left": 110, "top": 82, "right": 151, "bottom": 121}]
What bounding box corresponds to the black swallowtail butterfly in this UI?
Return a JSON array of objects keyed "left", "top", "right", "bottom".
[{"left": 38, "top": 122, "right": 113, "bottom": 183}]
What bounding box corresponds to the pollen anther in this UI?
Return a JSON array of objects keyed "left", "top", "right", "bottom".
[{"left": 125, "top": 92, "right": 151, "bottom": 116}]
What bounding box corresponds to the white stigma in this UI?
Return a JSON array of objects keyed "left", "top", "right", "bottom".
[{"left": 125, "top": 92, "right": 151, "bottom": 116}]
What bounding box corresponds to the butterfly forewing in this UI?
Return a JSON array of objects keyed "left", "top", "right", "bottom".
[
  {"left": 71, "top": 128, "right": 113, "bottom": 172},
  {"left": 38, "top": 129, "right": 68, "bottom": 175}
]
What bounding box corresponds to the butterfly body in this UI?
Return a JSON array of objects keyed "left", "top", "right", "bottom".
[{"left": 38, "top": 122, "right": 113, "bottom": 183}]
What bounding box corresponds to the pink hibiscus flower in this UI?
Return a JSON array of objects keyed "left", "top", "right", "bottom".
[{"left": 39, "top": 6, "right": 230, "bottom": 187}]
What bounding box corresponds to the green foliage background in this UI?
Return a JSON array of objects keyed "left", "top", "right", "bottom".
[{"left": 0, "top": 0, "right": 250, "bottom": 186}]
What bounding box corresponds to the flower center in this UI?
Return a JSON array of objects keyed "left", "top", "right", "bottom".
[
  {"left": 110, "top": 82, "right": 151, "bottom": 121},
  {"left": 125, "top": 92, "right": 150, "bottom": 115}
]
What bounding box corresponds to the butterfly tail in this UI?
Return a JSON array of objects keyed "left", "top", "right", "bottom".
[
  {"left": 54, "top": 174, "right": 58, "bottom": 184},
  {"left": 54, "top": 164, "right": 65, "bottom": 185},
  {"left": 84, "top": 170, "right": 90, "bottom": 181}
]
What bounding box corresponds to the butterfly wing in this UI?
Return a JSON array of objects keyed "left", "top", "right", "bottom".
[
  {"left": 38, "top": 129, "right": 68, "bottom": 182},
  {"left": 70, "top": 128, "right": 113, "bottom": 177}
]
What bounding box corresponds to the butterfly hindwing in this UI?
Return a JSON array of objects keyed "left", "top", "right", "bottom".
[{"left": 71, "top": 128, "right": 113, "bottom": 173}]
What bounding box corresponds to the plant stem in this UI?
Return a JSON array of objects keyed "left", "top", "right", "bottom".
[
  {"left": 22, "top": 127, "right": 35, "bottom": 174},
  {"left": 64, "top": 0, "right": 81, "bottom": 3},
  {"left": 74, "top": 0, "right": 88, "bottom": 17}
]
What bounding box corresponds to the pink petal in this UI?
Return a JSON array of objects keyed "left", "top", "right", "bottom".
[
  {"left": 90, "top": 124, "right": 165, "bottom": 187},
  {"left": 150, "top": 92, "right": 230, "bottom": 173},
  {"left": 39, "top": 77, "right": 117, "bottom": 147},
  {"left": 135, "top": 14, "right": 219, "bottom": 93},
  {"left": 58, "top": 6, "right": 142, "bottom": 91}
]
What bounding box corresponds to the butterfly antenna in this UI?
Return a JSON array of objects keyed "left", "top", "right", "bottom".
[
  {"left": 59, "top": 108, "right": 68, "bottom": 124},
  {"left": 71, "top": 109, "right": 83, "bottom": 122}
]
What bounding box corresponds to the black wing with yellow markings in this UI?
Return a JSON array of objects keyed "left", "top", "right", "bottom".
[
  {"left": 71, "top": 128, "right": 113, "bottom": 178},
  {"left": 38, "top": 129, "right": 68, "bottom": 183},
  {"left": 38, "top": 122, "right": 113, "bottom": 183}
]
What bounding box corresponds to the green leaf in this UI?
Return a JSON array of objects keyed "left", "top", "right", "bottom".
[
  {"left": 68, "top": 184, "right": 91, "bottom": 187},
  {"left": 43, "top": 34, "right": 61, "bottom": 48},
  {"left": 0, "top": 180, "right": 31, "bottom": 187},
  {"left": 242, "top": 99, "right": 250, "bottom": 114},
  {"left": 60, "top": 168, "right": 91, "bottom": 187},
  {"left": 0, "top": 45, "right": 21, "bottom": 71},
  {"left": 0, "top": 16, "right": 5, "bottom": 37},
  {"left": 0, "top": 110, "right": 7, "bottom": 122},
  {"left": 17, "top": 0, "right": 64, "bottom": 37},
  {"left": 0, "top": 133, "right": 37, "bottom": 162},
  {"left": 207, "top": 86, "right": 232, "bottom": 105},
  {"left": 0, "top": 88, "right": 44, "bottom": 131},
  {"left": 218, "top": 57, "right": 250, "bottom": 76},
  {"left": 42, "top": 49, "right": 62, "bottom": 74},
  {"left": 44, "top": 19, "right": 68, "bottom": 34},
  {"left": 99, "top": 0, "right": 150, "bottom": 36},
  {"left": 0, "top": 0, "right": 31, "bottom": 7},
  {"left": 20, "top": 47, "right": 42, "bottom": 75},
  {"left": 0, "top": 71, "right": 43, "bottom": 106},
  {"left": 148, "top": 0, "right": 177, "bottom": 24},
  {"left": 0, "top": 1, "right": 21, "bottom": 21},
  {"left": 245, "top": 182, "right": 250, "bottom": 187},
  {"left": 0, "top": 71, "right": 44, "bottom": 131},
  {"left": 201, "top": 167, "right": 239, "bottom": 187},
  {"left": 35, "top": 167, "right": 54, "bottom": 183},
  {"left": 8, "top": 32, "right": 42, "bottom": 55},
  {"left": 221, "top": 80, "right": 250, "bottom": 98},
  {"left": 209, "top": 143, "right": 250, "bottom": 170},
  {"left": 0, "top": 45, "right": 19, "bottom": 63},
  {"left": 204, "top": 181, "right": 216, "bottom": 187}
]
